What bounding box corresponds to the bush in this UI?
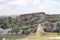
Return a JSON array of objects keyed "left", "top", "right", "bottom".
[{"left": 57, "top": 32, "right": 60, "bottom": 35}]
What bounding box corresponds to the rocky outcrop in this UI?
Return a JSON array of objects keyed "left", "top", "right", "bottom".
[
  {"left": 0, "top": 12, "right": 60, "bottom": 35},
  {"left": 19, "top": 12, "right": 46, "bottom": 34},
  {"left": 36, "top": 24, "right": 45, "bottom": 36}
]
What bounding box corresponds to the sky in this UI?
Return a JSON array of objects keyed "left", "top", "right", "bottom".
[{"left": 0, "top": 0, "right": 60, "bottom": 16}]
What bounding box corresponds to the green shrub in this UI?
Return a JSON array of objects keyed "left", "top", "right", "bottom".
[{"left": 57, "top": 32, "right": 60, "bottom": 35}]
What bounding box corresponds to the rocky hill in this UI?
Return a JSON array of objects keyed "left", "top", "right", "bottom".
[{"left": 0, "top": 12, "right": 60, "bottom": 35}]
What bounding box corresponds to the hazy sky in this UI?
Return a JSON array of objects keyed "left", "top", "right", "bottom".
[{"left": 0, "top": 0, "right": 60, "bottom": 16}]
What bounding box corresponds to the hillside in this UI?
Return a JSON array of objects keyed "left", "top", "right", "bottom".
[{"left": 0, "top": 12, "right": 60, "bottom": 35}]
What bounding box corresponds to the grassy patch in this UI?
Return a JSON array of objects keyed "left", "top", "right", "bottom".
[
  {"left": 25, "top": 32, "right": 60, "bottom": 40},
  {"left": 0, "top": 32, "right": 60, "bottom": 40},
  {"left": 57, "top": 32, "right": 60, "bottom": 35},
  {"left": 0, "top": 34, "right": 27, "bottom": 40}
]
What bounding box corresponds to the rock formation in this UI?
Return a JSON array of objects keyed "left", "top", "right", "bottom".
[
  {"left": 0, "top": 12, "right": 60, "bottom": 35},
  {"left": 36, "top": 24, "right": 45, "bottom": 36}
]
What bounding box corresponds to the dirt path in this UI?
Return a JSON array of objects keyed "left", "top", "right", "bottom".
[{"left": 47, "top": 36, "right": 60, "bottom": 40}]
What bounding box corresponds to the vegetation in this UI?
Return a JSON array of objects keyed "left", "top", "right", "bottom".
[
  {"left": 0, "top": 32, "right": 60, "bottom": 40},
  {"left": 0, "top": 12, "right": 60, "bottom": 40},
  {"left": 0, "top": 12, "right": 46, "bottom": 35},
  {"left": 0, "top": 12, "right": 60, "bottom": 35}
]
